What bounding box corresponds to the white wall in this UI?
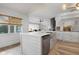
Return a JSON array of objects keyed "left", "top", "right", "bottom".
[
  {"left": 40, "top": 18, "right": 51, "bottom": 31},
  {"left": 28, "top": 16, "right": 51, "bottom": 31},
  {"left": 0, "top": 6, "right": 28, "bottom": 47},
  {"left": 28, "top": 4, "right": 63, "bottom": 31}
]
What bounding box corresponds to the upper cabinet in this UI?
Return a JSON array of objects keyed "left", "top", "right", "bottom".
[{"left": 56, "top": 10, "right": 79, "bottom": 32}]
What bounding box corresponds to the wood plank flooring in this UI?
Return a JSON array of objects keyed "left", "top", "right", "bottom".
[
  {"left": 0, "top": 43, "right": 20, "bottom": 52},
  {"left": 49, "top": 40, "right": 79, "bottom": 55}
]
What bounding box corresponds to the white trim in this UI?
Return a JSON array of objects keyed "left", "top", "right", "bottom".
[
  {"left": 14, "top": 25, "right": 16, "bottom": 33},
  {"left": 8, "top": 25, "right": 10, "bottom": 33}
]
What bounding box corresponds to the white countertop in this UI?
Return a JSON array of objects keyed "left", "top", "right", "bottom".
[
  {"left": 20, "top": 32, "right": 50, "bottom": 37},
  {"left": 20, "top": 31, "right": 79, "bottom": 37},
  {"left": 44, "top": 31, "right": 79, "bottom": 33}
]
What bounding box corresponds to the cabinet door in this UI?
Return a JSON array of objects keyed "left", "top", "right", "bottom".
[
  {"left": 42, "top": 35, "right": 50, "bottom": 55},
  {"left": 21, "top": 35, "right": 41, "bottom": 55}
]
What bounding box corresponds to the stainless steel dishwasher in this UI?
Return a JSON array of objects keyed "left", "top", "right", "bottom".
[{"left": 42, "top": 35, "right": 50, "bottom": 55}]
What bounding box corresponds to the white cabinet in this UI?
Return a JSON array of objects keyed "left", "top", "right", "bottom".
[
  {"left": 22, "top": 35, "right": 41, "bottom": 55},
  {"left": 56, "top": 10, "right": 79, "bottom": 31},
  {"left": 50, "top": 32, "right": 57, "bottom": 49},
  {"left": 56, "top": 32, "right": 79, "bottom": 42},
  {"left": 21, "top": 32, "right": 50, "bottom": 55}
]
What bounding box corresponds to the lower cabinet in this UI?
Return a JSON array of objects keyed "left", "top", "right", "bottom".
[{"left": 21, "top": 34, "right": 50, "bottom": 55}]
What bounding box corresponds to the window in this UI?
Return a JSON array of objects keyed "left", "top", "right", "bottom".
[
  {"left": 10, "top": 25, "right": 14, "bottom": 33},
  {"left": 0, "top": 25, "right": 21, "bottom": 34},
  {"left": 0, "top": 16, "right": 22, "bottom": 34},
  {"left": 0, "top": 24, "right": 8, "bottom": 33},
  {"left": 16, "top": 25, "right": 21, "bottom": 33}
]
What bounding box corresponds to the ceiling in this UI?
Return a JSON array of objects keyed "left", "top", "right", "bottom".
[
  {"left": 0, "top": 3, "right": 67, "bottom": 18},
  {"left": 0, "top": 3, "right": 45, "bottom": 14}
]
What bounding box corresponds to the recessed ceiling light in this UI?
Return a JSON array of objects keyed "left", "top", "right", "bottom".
[
  {"left": 75, "top": 3, "right": 79, "bottom": 10},
  {"left": 76, "top": 3, "right": 79, "bottom": 7},
  {"left": 62, "top": 4, "right": 66, "bottom": 10}
]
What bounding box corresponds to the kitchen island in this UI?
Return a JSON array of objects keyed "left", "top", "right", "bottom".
[
  {"left": 20, "top": 31, "right": 79, "bottom": 55},
  {"left": 21, "top": 32, "right": 51, "bottom": 55}
]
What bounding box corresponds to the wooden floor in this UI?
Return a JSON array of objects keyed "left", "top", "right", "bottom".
[
  {"left": 49, "top": 40, "right": 79, "bottom": 55},
  {"left": 0, "top": 43, "right": 20, "bottom": 52}
]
